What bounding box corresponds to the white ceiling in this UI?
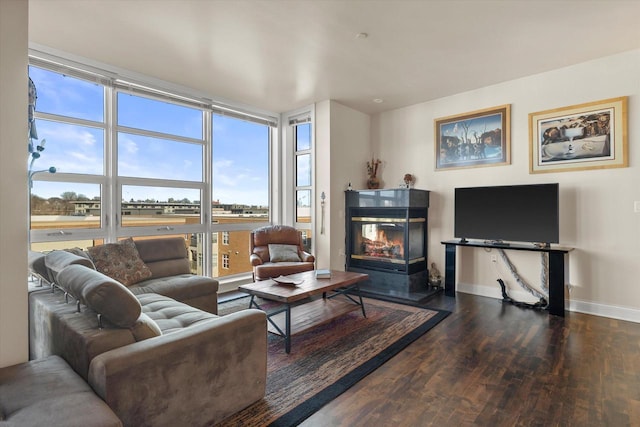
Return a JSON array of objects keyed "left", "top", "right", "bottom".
[{"left": 29, "top": 0, "right": 640, "bottom": 115}]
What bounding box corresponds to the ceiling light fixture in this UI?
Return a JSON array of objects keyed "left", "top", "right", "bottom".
[
  {"left": 355, "top": 32, "right": 368, "bottom": 39},
  {"left": 373, "top": 98, "right": 383, "bottom": 103}
]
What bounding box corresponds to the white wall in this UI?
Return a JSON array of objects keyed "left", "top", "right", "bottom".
[
  {"left": 0, "top": 0, "right": 29, "bottom": 367},
  {"left": 328, "top": 102, "right": 370, "bottom": 270},
  {"left": 314, "top": 101, "right": 331, "bottom": 268},
  {"left": 371, "top": 49, "right": 640, "bottom": 322},
  {"left": 314, "top": 100, "right": 370, "bottom": 271}
]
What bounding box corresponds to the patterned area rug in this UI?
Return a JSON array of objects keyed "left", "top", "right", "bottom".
[{"left": 216, "top": 296, "right": 449, "bottom": 426}]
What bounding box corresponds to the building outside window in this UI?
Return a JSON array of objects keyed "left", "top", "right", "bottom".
[
  {"left": 222, "top": 253, "right": 230, "bottom": 269},
  {"left": 222, "top": 231, "right": 230, "bottom": 245}
]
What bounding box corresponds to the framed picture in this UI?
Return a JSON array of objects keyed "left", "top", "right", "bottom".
[
  {"left": 529, "top": 96, "right": 628, "bottom": 174},
  {"left": 435, "top": 104, "right": 511, "bottom": 170}
]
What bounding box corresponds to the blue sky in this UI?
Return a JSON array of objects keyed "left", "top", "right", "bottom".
[{"left": 29, "top": 66, "right": 270, "bottom": 206}]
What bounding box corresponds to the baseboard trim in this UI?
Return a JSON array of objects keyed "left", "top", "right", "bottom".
[{"left": 456, "top": 282, "right": 640, "bottom": 324}]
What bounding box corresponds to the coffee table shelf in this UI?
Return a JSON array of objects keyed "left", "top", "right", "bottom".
[{"left": 266, "top": 298, "right": 361, "bottom": 336}]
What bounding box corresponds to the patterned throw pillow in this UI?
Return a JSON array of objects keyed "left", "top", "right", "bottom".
[
  {"left": 268, "top": 244, "right": 301, "bottom": 262},
  {"left": 87, "top": 238, "right": 153, "bottom": 286}
]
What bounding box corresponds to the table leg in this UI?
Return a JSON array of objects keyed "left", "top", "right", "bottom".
[
  {"left": 355, "top": 284, "right": 367, "bottom": 318},
  {"left": 285, "top": 304, "right": 291, "bottom": 354},
  {"left": 548, "top": 251, "right": 566, "bottom": 317},
  {"left": 444, "top": 243, "right": 457, "bottom": 297}
]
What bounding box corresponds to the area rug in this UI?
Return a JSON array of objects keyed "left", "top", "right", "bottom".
[{"left": 215, "top": 296, "right": 450, "bottom": 426}]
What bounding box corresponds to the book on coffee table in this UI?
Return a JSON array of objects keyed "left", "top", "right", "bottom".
[{"left": 315, "top": 269, "right": 331, "bottom": 279}]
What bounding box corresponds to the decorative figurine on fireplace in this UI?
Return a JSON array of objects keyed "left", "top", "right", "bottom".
[
  {"left": 366, "top": 158, "right": 382, "bottom": 189},
  {"left": 399, "top": 173, "right": 415, "bottom": 188}
]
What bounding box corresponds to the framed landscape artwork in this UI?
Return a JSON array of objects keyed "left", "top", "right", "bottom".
[
  {"left": 435, "top": 105, "right": 511, "bottom": 170},
  {"left": 529, "top": 96, "right": 628, "bottom": 174}
]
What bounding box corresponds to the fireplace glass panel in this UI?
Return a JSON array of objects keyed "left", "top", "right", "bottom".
[
  {"left": 352, "top": 221, "right": 406, "bottom": 263},
  {"left": 350, "top": 215, "right": 426, "bottom": 266},
  {"left": 408, "top": 221, "right": 425, "bottom": 260}
]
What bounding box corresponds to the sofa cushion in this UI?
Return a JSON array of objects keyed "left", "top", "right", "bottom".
[
  {"left": 45, "top": 250, "right": 95, "bottom": 283},
  {"left": 28, "top": 250, "right": 51, "bottom": 284},
  {"left": 127, "top": 274, "right": 219, "bottom": 305},
  {"left": 136, "top": 293, "right": 218, "bottom": 334},
  {"left": 134, "top": 236, "right": 188, "bottom": 262},
  {"left": 129, "top": 313, "right": 162, "bottom": 341},
  {"left": 268, "top": 243, "right": 301, "bottom": 262},
  {"left": 57, "top": 265, "right": 142, "bottom": 328},
  {"left": 0, "top": 356, "right": 122, "bottom": 427},
  {"left": 87, "top": 238, "right": 152, "bottom": 286},
  {"left": 133, "top": 237, "right": 190, "bottom": 278}
]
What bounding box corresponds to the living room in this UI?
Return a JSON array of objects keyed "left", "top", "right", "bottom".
[{"left": 2, "top": 0, "right": 640, "bottom": 425}]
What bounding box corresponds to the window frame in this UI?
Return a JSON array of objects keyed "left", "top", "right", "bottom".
[
  {"left": 28, "top": 50, "right": 279, "bottom": 284},
  {"left": 283, "top": 107, "right": 315, "bottom": 254}
]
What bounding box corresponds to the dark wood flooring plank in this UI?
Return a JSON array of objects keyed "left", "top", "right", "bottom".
[{"left": 300, "top": 292, "right": 640, "bottom": 427}]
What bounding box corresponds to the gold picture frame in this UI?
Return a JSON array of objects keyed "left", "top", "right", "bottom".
[
  {"left": 435, "top": 105, "right": 511, "bottom": 171},
  {"left": 529, "top": 96, "right": 628, "bottom": 174}
]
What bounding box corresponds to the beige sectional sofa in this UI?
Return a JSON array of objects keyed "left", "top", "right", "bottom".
[{"left": 28, "top": 237, "right": 267, "bottom": 427}]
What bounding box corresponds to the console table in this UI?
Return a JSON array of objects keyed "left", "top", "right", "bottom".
[{"left": 441, "top": 240, "right": 573, "bottom": 317}]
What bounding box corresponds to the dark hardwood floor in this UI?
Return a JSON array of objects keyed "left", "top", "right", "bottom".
[{"left": 300, "top": 292, "right": 640, "bottom": 426}]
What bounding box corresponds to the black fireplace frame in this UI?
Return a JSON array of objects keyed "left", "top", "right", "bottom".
[{"left": 345, "top": 189, "right": 434, "bottom": 303}]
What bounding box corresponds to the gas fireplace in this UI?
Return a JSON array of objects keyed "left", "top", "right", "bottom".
[{"left": 346, "top": 189, "right": 436, "bottom": 303}]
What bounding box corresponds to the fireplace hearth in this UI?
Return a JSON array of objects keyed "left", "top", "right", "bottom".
[{"left": 345, "top": 189, "right": 438, "bottom": 303}]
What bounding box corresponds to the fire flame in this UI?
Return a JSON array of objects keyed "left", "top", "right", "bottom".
[{"left": 361, "top": 229, "right": 404, "bottom": 259}]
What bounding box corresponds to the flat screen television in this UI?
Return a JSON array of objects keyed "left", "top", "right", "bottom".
[{"left": 454, "top": 183, "right": 559, "bottom": 245}]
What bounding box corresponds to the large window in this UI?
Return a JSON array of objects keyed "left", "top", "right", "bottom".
[
  {"left": 293, "top": 118, "right": 313, "bottom": 253},
  {"left": 210, "top": 113, "right": 271, "bottom": 278},
  {"left": 29, "top": 55, "right": 277, "bottom": 282}
]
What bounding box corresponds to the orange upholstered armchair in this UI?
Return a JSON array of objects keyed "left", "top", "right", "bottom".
[{"left": 249, "top": 225, "right": 315, "bottom": 281}]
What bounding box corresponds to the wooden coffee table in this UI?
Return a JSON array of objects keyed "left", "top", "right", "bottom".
[{"left": 238, "top": 270, "right": 368, "bottom": 353}]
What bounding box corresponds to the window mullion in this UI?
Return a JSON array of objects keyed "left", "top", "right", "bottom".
[
  {"left": 34, "top": 111, "right": 106, "bottom": 130},
  {"left": 116, "top": 124, "right": 204, "bottom": 146},
  {"left": 106, "top": 82, "right": 118, "bottom": 242},
  {"left": 203, "top": 111, "right": 213, "bottom": 277}
]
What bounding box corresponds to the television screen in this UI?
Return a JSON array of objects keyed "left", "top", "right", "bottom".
[{"left": 454, "top": 183, "right": 559, "bottom": 244}]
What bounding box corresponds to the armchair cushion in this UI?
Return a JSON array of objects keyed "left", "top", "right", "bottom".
[{"left": 268, "top": 244, "right": 301, "bottom": 262}]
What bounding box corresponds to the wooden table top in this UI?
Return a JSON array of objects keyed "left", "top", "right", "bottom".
[{"left": 238, "top": 270, "right": 368, "bottom": 303}]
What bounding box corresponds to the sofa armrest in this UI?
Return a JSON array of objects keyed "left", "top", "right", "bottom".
[
  {"left": 88, "top": 309, "right": 267, "bottom": 427},
  {"left": 300, "top": 251, "right": 315, "bottom": 263},
  {"left": 250, "top": 253, "right": 263, "bottom": 266}
]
